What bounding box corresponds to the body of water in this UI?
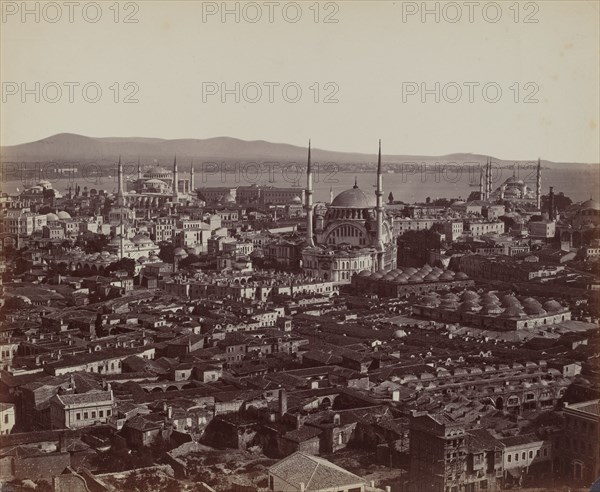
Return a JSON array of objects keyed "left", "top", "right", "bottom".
[{"left": 2, "top": 165, "right": 598, "bottom": 204}]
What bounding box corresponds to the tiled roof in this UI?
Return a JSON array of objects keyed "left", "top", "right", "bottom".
[
  {"left": 269, "top": 452, "right": 365, "bottom": 490},
  {"left": 56, "top": 390, "right": 112, "bottom": 406}
]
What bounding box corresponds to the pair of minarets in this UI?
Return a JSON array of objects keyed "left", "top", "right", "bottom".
[{"left": 305, "top": 141, "right": 385, "bottom": 266}]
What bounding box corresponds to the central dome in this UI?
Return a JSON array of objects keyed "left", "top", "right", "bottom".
[{"left": 331, "top": 185, "right": 376, "bottom": 208}]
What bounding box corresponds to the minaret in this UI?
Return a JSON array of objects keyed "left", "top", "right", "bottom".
[
  {"left": 478, "top": 166, "right": 484, "bottom": 200},
  {"left": 172, "top": 155, "right": 179, "bottom": 199},
  {"left": 376, "top": 140, "right": 385, "bottom": 267},
  {"left": 116, "top": 156, "right": 125, "bottom": 207},
  {"left": 536, "top": 157, "right": 542, "bottom": 209},
  {"left": 305, "top": 141, "right": 315, "bottom": 247},
  {"left": 137, "top": 157, "right": 142, "bottom": 180},
  {"left": 548, "top": 186, "right": 555, "bottom": 220},
  {"left": 487, "top": 157, "right": 493, "bottom": 199},
  {"left": 329, "top": 186, "right": 333, "bottom": 204},
  {"left": 189, "top": 161, "right": 195, "bottom": 196}
]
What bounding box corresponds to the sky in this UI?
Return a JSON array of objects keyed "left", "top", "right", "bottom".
[{"left": 1, "top": 0, "right": 599, "bottom": 163}]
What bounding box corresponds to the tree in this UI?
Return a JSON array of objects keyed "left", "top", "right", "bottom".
[
  {"left": 158, "top": 242, "right": 175, "bottom": 263},
  {"left": 388, "top": 192, "right": 394, "bottom": 204},
  {"left": 106, "top": 258, "right": 136, "bottom": 276}
]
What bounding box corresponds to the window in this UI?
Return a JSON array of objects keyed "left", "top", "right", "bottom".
[
  {"left": 508, "top": 455, "right": 512, "bottom": 463},
  {"left": 543, "top": 448, "right": 548, "bottom": 457},
  {"left": 3, "top": 415, "right": 8, "bottom": 424},
  {"left": 529, "top": 451, "right": 533, "bottom": 459},
  {"left": 91, "top": 411, "right": 96, "bottom": 419},
  {"left": 515, "top": 453, "right": 519, "bottom": 462},
  {"left": 536, "top": 450, "right": 540, "bottom": 457},
  {"left": 522, "top": 452, "right": 526, "bottom": 460},
  {"left": 83, "top": 412, "right": 88, "bottom": 419},
  {"left": 76, "top": 413, "right": 81, "bottom": 420},
  {"left": 99, "top": 410, "right": 104, "bottom": 418}
]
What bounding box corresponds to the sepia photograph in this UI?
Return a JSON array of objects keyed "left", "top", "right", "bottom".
[{"left": 0, "top": 1, "right": 599, "bottom": 491}]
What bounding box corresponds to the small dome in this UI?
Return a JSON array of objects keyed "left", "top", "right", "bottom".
[
  {"left": 46, "top": 213, "right": 59, "bottom": 221},
  {"left": 439, "top": 272, "right": 455, "bottom": 281},
  {"left": 420, "top": 295, "right": 440, "bottom": 307},
  {"left": 501, "top": 295, "right": 521, "bottom": 307},
  {"left": 405, "top": 267, "right": 418, "bottom": 275},
  {"left": 543, "top": 300, "right": 563, "bottom": 313},
  {"left": 394, "top": 329, "right": 407, "bottom": 339},
  {"left": 481, "top": 303, "right": 503, "bottom": 315},
  {"left": 57, "top": 211, "right": 71, "bottom": 219},
  {"left": 292, "top": 196, "right": 302, "bottom": 204},
  {"left": 460, "top": 290, "right": 480, "bottom": 302},
  {"left": 358, "top": 270, "right": 372, "bottom": 277},
  {"left": 455, "top": 272, "right": 469, "bottom": 280},
  {"left": 394, "top": 277, "right": 408, "bottom": 284},
  {"left": 423, "top": 273, "right": 439, "bottom": 281}
]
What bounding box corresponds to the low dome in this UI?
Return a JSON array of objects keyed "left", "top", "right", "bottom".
[
  {"left": 394, "top": 277, "right": 408, "bottom": 284},
  {"left": 455, "top": 272, "right": 469, "bottom": 280},
  {"left": 358, "top": 270, "right": 372, "bottom": 277},
  {"left": 420, "top": 295, "right": 440, "bottom": 307},
  {"left": 292, "top": 196, "right": 302, "bottom": 204},
  {"left": 481, "top": 303, "right": 503, "bottom": 315},
  {"left": 405, "top": 267, "right": 418, "bottom": 275},
  {"left": 331, "top": 185, "right": 376, "bottom": 209},
  {"left": 543, "top": 300, "right": 563, "bottom": 313},
  {"left": 394, "top": 329, "right": 407, "bottom": 339},
  {"left": 501, "top": 295, "right": 521, "bottom": 307},
  {"left": 423, "top": 273, "right": 439, "bottom": 281},
  {"left": 439, "top": 272, "right": 455, "bottom": 281},
  {"left": 460, "top": 290, "right": 480, "bottom": 302},
  {"left": 46, "top": 213, "right": 59, "bottom": 221},
  {"left": 131, "top": 234, "right": 152, "bottom": 244},
  {"left": 57, "top": 211, "right": 71, "bottom": 219}
]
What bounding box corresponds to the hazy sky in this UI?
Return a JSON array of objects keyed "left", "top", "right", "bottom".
[{"left": 1, "top": 1, "right": 599, "bottom": 162}]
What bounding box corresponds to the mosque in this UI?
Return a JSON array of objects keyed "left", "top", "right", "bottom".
[
  {"left": 301, "top": 141, "right": 397, "bottom": 283},
  {"left": 108, "top": 156, "right": 199, "bottom": 225},
  {"left": 478, "top": 157, "right": 542, "bottom": 206}
]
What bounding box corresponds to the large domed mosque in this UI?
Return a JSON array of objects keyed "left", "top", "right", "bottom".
[{"left": 301, "top": 141, "right": 397, "bottom": 284}]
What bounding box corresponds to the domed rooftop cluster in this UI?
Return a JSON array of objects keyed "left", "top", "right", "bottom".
[
  {"left": 357, "top": 265, "right": 467, "bottom": 284},
  {"left": 416, "top": 290, "right": 566, "bottom": 318}
]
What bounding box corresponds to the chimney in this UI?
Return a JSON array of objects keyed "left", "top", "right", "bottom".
[
  {"left": 167, "top": 406, "right": 173, "bottom": 419},
  {"left": 278, "top": 388, "right": 287, "bottom": 417}
]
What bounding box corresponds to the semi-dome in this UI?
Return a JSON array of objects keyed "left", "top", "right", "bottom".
[
  {"left": 46, "top": 212, "right": 59, "bottom": 221},
  {"left": 292, "top": 196, "right": 302, "bottom": 204},
  {"left": 57, "top": 211, "right": 71, "bottom": 219},
  {"left": 331, "top": 185, "right": 376, "bottom": 209}
]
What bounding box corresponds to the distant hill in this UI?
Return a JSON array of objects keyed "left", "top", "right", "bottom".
[{"left": 1, "top": 133, "right": 595, "bottom": 172}]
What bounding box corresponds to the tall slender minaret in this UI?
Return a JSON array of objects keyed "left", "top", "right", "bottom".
[
  {"left": 536, "top": 157, "right": 542, "bottom": 209},
  {"left": 172, "top": 155, "right": 179, "bottom": 199},
  {"left": 305, "top": 141, "right": 315, "bottom": 247},
  {"left": 548, "top": 186, "right": 555, "bottom": 221},
  {"left": 487, "top": 157, "right": 493, "bottom": 199},
  {"left": 137, "top": 157, "right": 142, "bottom": 180},
  {"left": 478, "top": 166, "right": 484, "bottom": 199},
  {"left": 189, "top": 161, "right": 195, "bottom": 196},
  {"left": 376, "top": 140, "right": 384, "bottom": 268},
  {"left": 329, "top": 186, "right": 333, "bottom": 204},
  {"left": 116, "top": 156, "right": 125, "bottom": 207}
]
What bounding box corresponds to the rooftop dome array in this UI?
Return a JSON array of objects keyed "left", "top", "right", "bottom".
[
  {"left": 416, "top": 290, "right": 566, "bottom": 319},
  {"left": 357, "top": 266, "right": 467, "bottom": 284}
]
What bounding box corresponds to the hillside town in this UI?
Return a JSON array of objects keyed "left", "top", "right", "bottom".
[{"left": 0, "top": 146, "right": 599, "bottom": 492}]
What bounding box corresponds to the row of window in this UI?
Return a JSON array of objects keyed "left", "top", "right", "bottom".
[
  {"left": 75, "top": 408, "right": 111, "bottom": 421},
  {"left": 507, "top": 448, "right": 548, "bottom": 463}
]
